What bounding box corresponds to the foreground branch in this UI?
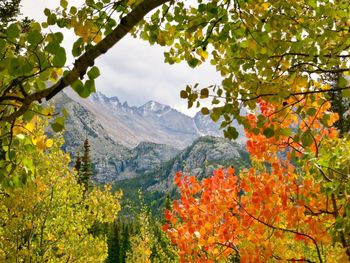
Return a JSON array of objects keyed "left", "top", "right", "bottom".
[{"left": 1, "top": 0, "right": 170, "bottom": 123}]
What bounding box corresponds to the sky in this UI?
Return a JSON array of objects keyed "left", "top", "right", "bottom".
[{"left": 21, "top": 0, "right": 222, "bottom": 116}]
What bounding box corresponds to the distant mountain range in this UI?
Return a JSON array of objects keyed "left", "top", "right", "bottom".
[
  {"left": 52, "top": 89, "right": 248, "bottom": 189},
  {"left": 63, "top": 88, "right": 245, "bottom": 149}
]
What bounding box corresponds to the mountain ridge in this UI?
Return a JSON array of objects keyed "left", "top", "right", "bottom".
[{"left": 63, "top": 88, "right": 245, "bottom": 149}]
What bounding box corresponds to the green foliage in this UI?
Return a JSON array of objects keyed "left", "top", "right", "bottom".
[
  {"left": 77, "top": 138, "right": 93, "bottom": 196},
  {"left": 308, "top": 136, "right": 350, "bottom": 247},
  {"left": 0, "top": 117, "right": 121, "bottom": 262},
  {"left": 125, "top": 192, "right": 178, "bottom": 263},
  {"left": 139, "top": 0, "right": 350, "bottom": 141}
]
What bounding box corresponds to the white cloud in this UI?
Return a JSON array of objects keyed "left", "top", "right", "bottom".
[{"left": 21, "top": 0, "right": 222, "bottom": 116}]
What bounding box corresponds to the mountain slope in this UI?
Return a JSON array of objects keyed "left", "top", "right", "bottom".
[
  {"left": 114, "top": 136, "right": 249, "bottom": 193},
  {"left": 53, "top": 92, "right": 182, "bottom": 183},
  {"left": 150, "top": 136, "right": 250, "bottom": 191},
  {"left": 64, "top": 89, "right": 200, "bottom": 149}
]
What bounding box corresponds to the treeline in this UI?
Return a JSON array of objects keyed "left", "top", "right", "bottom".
[{"left": 104, "top": 196, "right": 178, "bottom": 263}]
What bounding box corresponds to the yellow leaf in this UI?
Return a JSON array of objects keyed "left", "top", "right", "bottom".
[
  {"left": 204, "top": 222, "right": 212, "bottom": 231},
  {"left": 25, "top": 122, "right": 35, "bottom": 132},
  {"left": 93, "top": 32, "right": 102, "bottom": 44},
  {"left": 46, "top": 139, "right": 53, "bottom": 148},
  {"left": 208, "top": 236, "right": 216, "bottom": 244},
  {"left": 261, "top": 2, "right": 270, "bottom": 10},
  {"left": 199, "top": 50, "right": 209, "bottom": 60},
  {"left": 36, "top": 137, "right": 46, "bottom": 150}
]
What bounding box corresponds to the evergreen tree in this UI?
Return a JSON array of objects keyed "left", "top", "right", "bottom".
[
  {"left": 106, "top": 220, "right": 121, "bottom": 263},
  {"left": 78, "top": 138, "right": 93, "bottom": 195},
  {"left": 164, "top": 192, "right": 172, "bottom": 211},
  {"left": 121, "top": 223, "right": 131, "bottom": 263},
  {"left": 74, "top": 150, "right": 81, "bottom": 173},
  {"left": 328, "top": 73, "right": 350, "bottom": 135},
  {"left": 0, "top": 0, "right": 21, "bottom": 28}
]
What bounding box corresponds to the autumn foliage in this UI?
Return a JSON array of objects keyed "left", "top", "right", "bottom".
[{"left": 164, "top": 94, "right": 349, "bottom": 262}]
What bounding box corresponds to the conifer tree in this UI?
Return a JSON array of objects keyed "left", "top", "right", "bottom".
[
  {"left": 164, "top": 192, "right": 172, "bottom": 211},
  {"left": 106, "top": 220, "right": 121, "bottom": 263},
  {"left": 0, "top": 0, "right": 21, "bottom": 28},
  {"left": 74, "top": 150, "right": 81, "bottom": 173},
  {"left": 78, "top": 138, "right": 93, "bottom": 196}
]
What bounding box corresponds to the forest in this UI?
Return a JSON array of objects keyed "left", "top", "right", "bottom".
[{"left": 0, "top": 0, "right": 350, "bottom": 262}]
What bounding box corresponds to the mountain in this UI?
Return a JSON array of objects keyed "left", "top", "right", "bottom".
[
  {"left": 52, "top": 92, "right": 132, "bottom": 182},
  {"left": 52, "top": 90, "right": 247, "bottom": 185},
  {"left": 64, "top": 89, "right": 200, "bottom": 149},
  {"left": 113, "top": 136, "right": 250, "bottom": 214},
  {"left": 148, "top": 136, "right": 250, "bottom": 192},
  {"left": 63, "top": 89, "right": 245, "bottom": 149}
]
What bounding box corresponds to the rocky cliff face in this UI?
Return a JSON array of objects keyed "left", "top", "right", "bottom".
[
  {"left": 52, "top": 92, "right": 132, "bottom": 182},
  {"left": 147, "top": 136, "right": 250, "bottom": 192}
]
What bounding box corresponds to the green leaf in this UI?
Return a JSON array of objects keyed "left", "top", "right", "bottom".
[
  {"left": 56, "top": 116, "right": 65, "bottom": 126},
  {"left": 180, "top": 90, "right": 188, "bottom": 98},
  {"left": 72, "top": 38, "right": 84, "bottom": 57},
  {"left": 85, "top": 79, "right": 95, "bottom": 94},
  {"left": 256, "top": 115, "right": 266, "bottom": 128},
  {"left": 201, "top": 107, "right": 209, "bottom": 115},
  {"left": 27, "top": 31, "right": 43, "bottom": 46},
  {"left": 306, "top": 107, "right": 317, "bottom": 116},
  {"left": 60, "top": 0, "right": 68, "bottom": 8},
  {"left": 0, "top": 39, "right": 6, "bottom": 51},
  {"left": 338, "top": 76, "right": 348, "bottom": 88},
  {"left": 187, "top": 58, "right": 200, "bottom": 68},
  {"left": 342, "top": 88, "right": 350, "bottom": 97},
  {"left": 51, "top": 116, "right": 65, "bottom": 132},
  {"left": 44, "top": 8, "right": 51, "bottom": 16},
  {"left": 252, "top": 128, "right": 260, "bottom": 135},
  {"left": 210, "top": 111, "right": 221, "bottom": 122},
  {"left": 263, "top": 127, "right": 274, "bottom": 138},
  {"left": 224, "top": 126, "right": 239, "bottom": 140},
  {"left": 280, "top": 128, "right": 292, "bottom": 137},
  {"left": 23, "top": 110, "right": 35, "bottom": 122},
  {"left": 52, "top": 47, "right": 66, "bottom": 67},
  {"left": 71, "top": 79, "right": 85, "bottom": 97},
  {"left": 51, "top": 122, "right": 64, "bottom": 132},
  {"left": 200, "top": 88, "right": 209, "bottom": 98},
  {"left": 301, "top": 130, "right": 313, "bottom": 147},
  {"left": 7, "top": 23, "right": 20, "bottom": 38},
  {"left": 54, "top": 32, "right": 64, "bottom": 43},
  {"left": 70, "top": 6, "right": 77, "bottom": 15},
  {"left": 45, "top": 42, "right": 59, "bottom": 54},
  {"left": 87, "top": 66, "right": 100, "bottom": 79}
]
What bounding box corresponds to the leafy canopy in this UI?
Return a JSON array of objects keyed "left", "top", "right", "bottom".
[
  {"left": 164, "top": 98, "right": 349, "bottom": 262},
  {"left": 0, "top": 116, "right": 121, "bottom": 262}
]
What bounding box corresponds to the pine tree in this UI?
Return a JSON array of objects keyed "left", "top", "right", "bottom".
[
  {"left": 164, "top": 192, "right": 172, "bottom": 211},
  {"left": 74, "top": 150, "right": 81, "bottom": 173},
  {"left": 0, "top": 0, "right": 21, "bottom": 28},
  {"left": 78, "top": 138, "right": 93, "bottom": 196},
  {"left": 106, "top": 220, "right": 121, "bottom": 263}
]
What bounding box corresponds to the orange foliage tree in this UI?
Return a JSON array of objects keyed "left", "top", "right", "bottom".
[{"left": 163, "top": 93, "right": 350, "bottom": 262}]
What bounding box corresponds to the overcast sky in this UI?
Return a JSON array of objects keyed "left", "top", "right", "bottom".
[{"left": 21, "top": 0, "right": 221, "bottom": 116}]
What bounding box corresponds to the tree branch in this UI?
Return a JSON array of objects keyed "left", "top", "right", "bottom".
[{"left": 1, "top": 0, "right": 170, "bottom": 123}]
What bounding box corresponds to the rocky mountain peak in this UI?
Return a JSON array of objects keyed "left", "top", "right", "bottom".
[
  {"left": 90, "top": 91, "right": 109, "bottom": 103},
  {"left": 139, "top": 100, "right": 170, "bottom": 115}
]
